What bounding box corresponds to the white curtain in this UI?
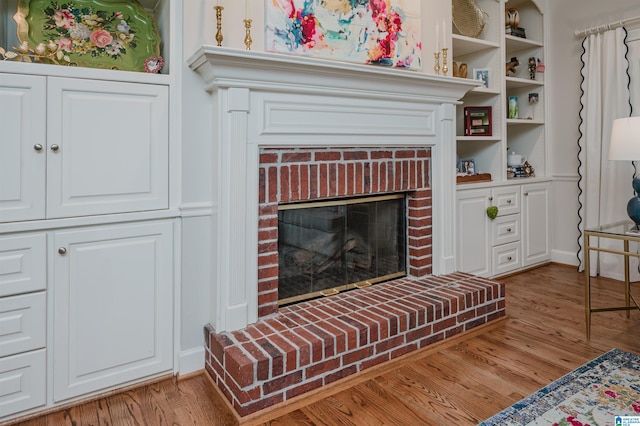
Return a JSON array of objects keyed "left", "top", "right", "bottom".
[{"left": 577, "top": 27, "right": 632, "bottom": 279}]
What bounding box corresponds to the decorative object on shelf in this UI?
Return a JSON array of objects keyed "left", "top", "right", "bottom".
[
  {"left": 456, "top": 173, "right": 491, "bottom": 184},
  {"left": 536, "top": 58, "right": 545, "bottom": 72},
  {"left": 434, "top": 51, "right": 440, "bottom": 75},
  {"left": 528, "top": 56, "right": 536, "bottom": 79},
  {"left": 608, "top": 116, "right": 640, "bottom": 229},
  {"left": 143, "top": 56, "right": 164, "bottom": 73},
  {"left": 505, "top": 56, "right": 519, "bottom": 76},
  {"left": 441, "top": 47, "right": 449, "bottom": 75},
  {"left": 265, "top": 0, "right": 422, "bottom": 70},
  {"left": 505, "top": 8, "right": 519, "bottom": 27},
  {"left": 528, "top": 93, "right": 539, "bottom": 104},
  {"left": 0, "top": 40, "right": 70, "bottom": 64},
  {"left": 458, "top": 158, "right": 476, "bottom": 175},
  {"left": 14, "top": 0, "right": 162, "bottom": 72},
  {"left": 464, "top": 106, "right": 492, "bottom": 136},
  {"left": 214, "top": 4, "right": 224, "bottom": 47},
  {"left": 505, "top": 25, "right": 526, "bottom": 38},
  {"left": 244, "top": 19, "right": 252, "bottom": 50},
  {"left": 508, "top": 96, "right": 519, "bottom": 119},
  {"left": 473, "top": 68, "right": 489, "bottom": 88},
  {"left": 507, "top": 151, "right": 526, "bottom": 167},
  {"left": 453, "top": 62, "right": 468, "bottom": 78},
  {"left": 452, "top": 0, "right": 487, "bottom": 38},
  {"left": 486, "top": 206, "right": 498, "bottom": 220}
]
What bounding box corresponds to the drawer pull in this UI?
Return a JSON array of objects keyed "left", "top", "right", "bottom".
[
  {"left": 507, "top": 256, "right": 512, "bottom": 261},
  {"left": 58, "top": 247, "right": 67, "bottom": 255},
  {"left": 507, "top": 228, "right": 512, "bottom": 232},
  {"left": 489, "top": 196, "right": 493, "bottom": 201},
  {"left": 524, "top": 192, "right": 529, "bottom": 196},
  {"left": 507, "top": 199, "right": 512, "bottom": 204}
]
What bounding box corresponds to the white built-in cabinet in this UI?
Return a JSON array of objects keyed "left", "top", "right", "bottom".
[
  {"left": 0, "top": 0, "right": 180, "bottom": 421},
  {"left": 456, "top": 181, "right": 550, "bottom": 277},
  {"left": 0, "top": 74, "right": 168, "bottom": 222},
  {"left": 453, "top": 0, "right": 551, "bottom": 276}
]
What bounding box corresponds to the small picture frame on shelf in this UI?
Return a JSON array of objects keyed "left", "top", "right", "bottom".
[
  {"left": 464, "top": 106, "right": 492, "bottom": 136},
  {"left": 458, "top": 159, "right": 476, "bottom": 175},
  {"left": 473, "top": 68, "right": 490, "bottom": 88}
]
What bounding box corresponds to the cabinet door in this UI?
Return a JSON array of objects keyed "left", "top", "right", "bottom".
[
  {"left": 522, "top": 182, "right": 551, "bottom": 266},
  {"left": 46, "top": 78, "right": 169, "bottom": 218},
  {"left": 456, "top": 189, "right": 491, "bottom": 277},
  {"left": 0, "top": 74, "right": 46, "bottom": 222},
  {"left": 52, "top": 221, "right": 173, "bottom": 401}
]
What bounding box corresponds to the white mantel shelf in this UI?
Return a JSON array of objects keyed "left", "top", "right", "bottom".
[
  {"left": 187, "top": 46, "right": 480, "bottom": 101},
  {"left": 188, "top": 46, "right": 480, "bottom": 333}
]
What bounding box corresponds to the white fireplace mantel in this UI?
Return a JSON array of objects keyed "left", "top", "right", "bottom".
[{"left": 188, "top": 47, "right": 480, "bottom": 332}]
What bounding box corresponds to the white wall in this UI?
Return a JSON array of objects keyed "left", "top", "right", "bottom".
[{"left": 547, "top": 0, "right": 640, "bottom": 266}]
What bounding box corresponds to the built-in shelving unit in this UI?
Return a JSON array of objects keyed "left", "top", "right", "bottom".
[{"left": 452, "top": 0, "right": 551, "bottom": 278}]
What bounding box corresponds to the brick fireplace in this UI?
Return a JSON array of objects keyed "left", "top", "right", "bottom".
[{"left": 187, "top": 48, "right": 496, "bottom": 416}]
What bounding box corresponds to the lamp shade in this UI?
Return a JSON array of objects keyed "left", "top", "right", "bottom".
[{"left": 609, "top": 116, "right": 640, "bottom": 161}]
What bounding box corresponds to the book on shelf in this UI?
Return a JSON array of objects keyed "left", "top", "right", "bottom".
[{"left": 506, "top": 26, "right": 526, "bottom": 38}]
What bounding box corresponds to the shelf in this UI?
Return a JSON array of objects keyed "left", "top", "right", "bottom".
[
  {"left": 457, "top": 136, "right": 501, "bottom": 142},
  {"left": 506, "top": 118, "right": 544, "bottom": 125},
  {"left": 506, "top": 76, "right": 544, "bottom": 89},
  {"left": 452, "top": 35, "right": 500, "bottom": 57},
  {"left": 505, "top": 35, "right": 543, "bottom": 53}
]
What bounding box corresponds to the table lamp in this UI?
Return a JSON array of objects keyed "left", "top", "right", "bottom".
[{"left": 609, "top": 116, "right": 640, "bottom": 230}]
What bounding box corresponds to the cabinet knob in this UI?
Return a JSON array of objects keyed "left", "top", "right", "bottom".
[
  {"left": 507, "top": 228, "right": 512, "bottom": 233},
  {"left": 507, "top": 256, "right": 512, "bottom": 261},
  {"left": 489, "top": 196, "right": 493, "bottom": 201},
  {"left": 34, "top": 144, "right": 43, "bottom": 151},
  {"left": 50, "top": 144, "right": 60, "bottom": 152},
  {"left": 524, "top": 192, "right": 529, "bottom": 196},
  {"left": 58, "top": 247, "right": 67, "bottom": 255},
  {"left": 507, "top": 199, "right": 512, "bottom": 204}
]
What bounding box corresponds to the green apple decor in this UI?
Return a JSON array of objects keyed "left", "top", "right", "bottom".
[{"left": 486, "top": 206, "right": 498, "bottom": 220}]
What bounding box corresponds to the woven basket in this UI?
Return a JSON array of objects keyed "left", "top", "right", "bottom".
[{"left": 452, "top": 0, "right": 487, "bottom": 38}]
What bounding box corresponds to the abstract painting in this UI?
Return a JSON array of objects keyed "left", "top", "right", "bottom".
[{"left": 265, "top": 0, "right": 422, "bottom": 69}]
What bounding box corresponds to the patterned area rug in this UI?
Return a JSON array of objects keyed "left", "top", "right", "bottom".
[{"left": 479, "top": 348, "right": 640, "bottom": 426}]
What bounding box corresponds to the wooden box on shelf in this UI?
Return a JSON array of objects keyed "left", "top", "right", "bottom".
[{"left": 464, "top": 106, "right": 492, "bottom": 136}]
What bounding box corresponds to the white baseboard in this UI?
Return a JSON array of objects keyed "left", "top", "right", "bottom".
[
  {"left": 551, "top": 249, "right": 579, "bottom": 267},
  {"left": 178, "top": 346, "right": 205, "bottom": 375}
]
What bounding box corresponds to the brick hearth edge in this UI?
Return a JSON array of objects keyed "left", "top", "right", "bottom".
[{"left": 204, "top": 272, "right": 505, "bottom": 416}]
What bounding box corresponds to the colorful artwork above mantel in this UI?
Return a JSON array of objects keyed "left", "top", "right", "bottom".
[{"left": 265, "top": 0, "right": 422, "bottom": 70}]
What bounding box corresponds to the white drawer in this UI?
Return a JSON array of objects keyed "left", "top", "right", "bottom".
[
  {"left": 492, "top": 214, "right": 521, "bottom": 246},
  {"left": 492, "top": 187, "right": 520, "bottom": 216},
  {"left": 0, "top": 234, "right": 46, "bottom": 298},
  {"left": 0, "top": 292, "right": 46, "bottom": 357},
  {"left": 0, "top": 349, "right": 46, "bottom": 418},
  {"left": 492, "top": 242, "right": 521, "bottom": 275}
]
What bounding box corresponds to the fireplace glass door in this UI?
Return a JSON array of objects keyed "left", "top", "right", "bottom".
[{"left": 278, "top": 194, "right": 406, "bottom": 305}]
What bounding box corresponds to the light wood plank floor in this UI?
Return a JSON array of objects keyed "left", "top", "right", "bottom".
[{"left": 7, "top": 263, "right": 640, "bottom": 426}]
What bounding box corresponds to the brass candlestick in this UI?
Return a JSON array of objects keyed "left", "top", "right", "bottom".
[
  {"left": 244, "top": 19, "right": 252, "bottom": 50},
  {"left": 441, "top": 48, "right": 449, "bottom": 76},
  {"left": 433, "top": 52, "right": 441, "bottom": 75},
  {"left": 214, "top": 6, "right": 223, "bottom": 47}
]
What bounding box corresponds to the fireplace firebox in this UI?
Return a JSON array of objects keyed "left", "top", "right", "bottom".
[{"left": 278, "top": 194, "right": 406, "bottom": 305}]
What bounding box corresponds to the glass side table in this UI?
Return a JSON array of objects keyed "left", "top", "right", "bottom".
[{"left": 584, "top": 220, "right": 640, "bottom": 340}]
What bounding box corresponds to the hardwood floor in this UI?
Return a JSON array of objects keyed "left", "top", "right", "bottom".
[{"left": 6, "top": 263, "right": 640, "bottom": 426}]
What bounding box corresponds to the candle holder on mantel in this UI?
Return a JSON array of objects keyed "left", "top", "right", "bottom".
[
  {"left": 433, "top": 51, "right": 441, "bottom": 75},
  {"left": 441, "top": 48, "right": 449, "bottom": 76},
  {"left": 214, "top": 5, "right": 223, "bottom": 47},
  {"left": 243, "top": 18, "right": 252, "bottom": 50}
]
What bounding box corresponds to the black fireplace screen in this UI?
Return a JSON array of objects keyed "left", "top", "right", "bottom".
[{"left": 278, "top": 194, "right": 406, "bottom": 305}]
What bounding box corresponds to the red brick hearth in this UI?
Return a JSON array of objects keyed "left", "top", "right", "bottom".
[{"left": 205, "top": 273, "right": 505, "bottom": 416}]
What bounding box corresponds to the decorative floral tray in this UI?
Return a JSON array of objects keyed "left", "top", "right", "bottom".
[{"left": 14, "top": 0, "right": 162, "bottom": 72}]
